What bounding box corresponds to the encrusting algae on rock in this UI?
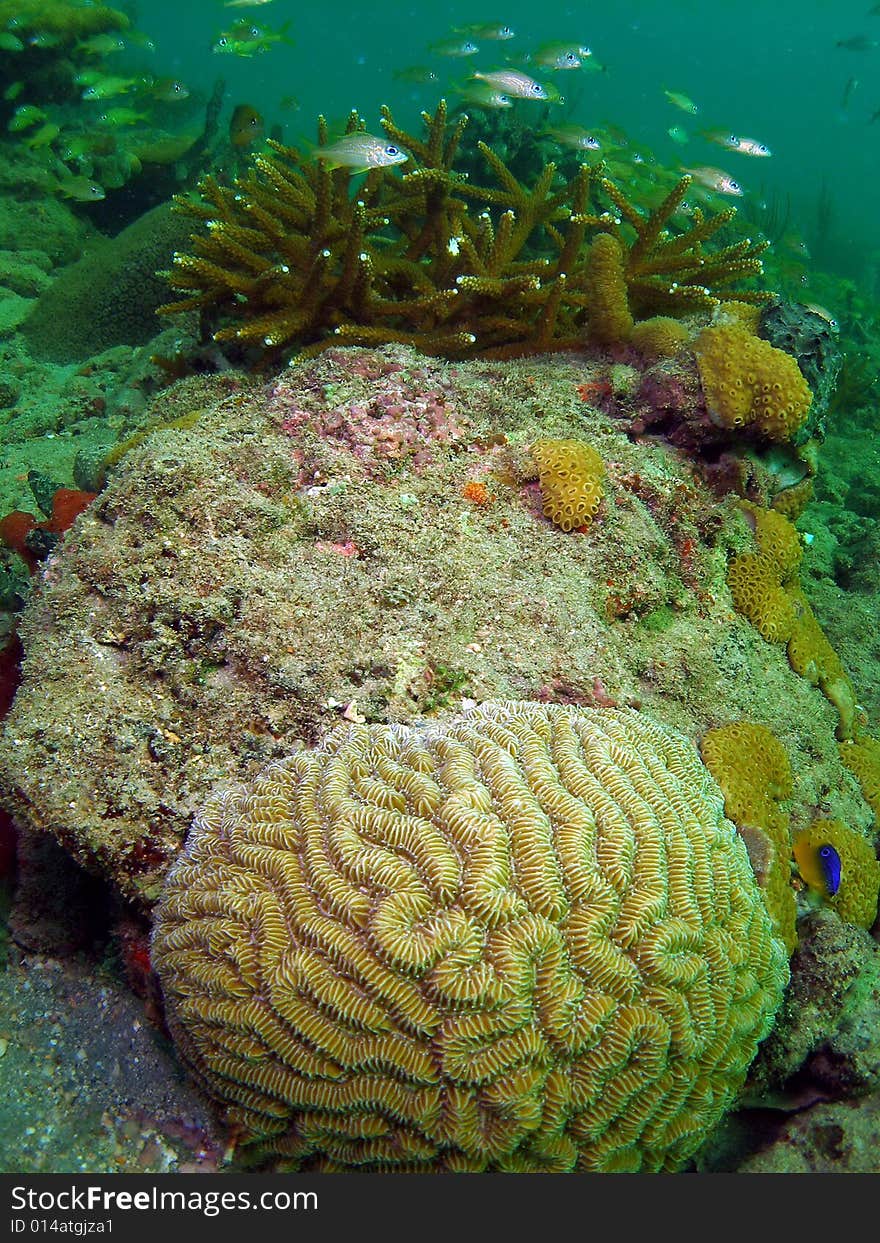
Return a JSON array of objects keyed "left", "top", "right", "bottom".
[
  {"left": 700, "top": 721, "right": 797, "bottom": 954},
  {"left": 151, "top": 702, "right": 788, "bottom": 1172}
]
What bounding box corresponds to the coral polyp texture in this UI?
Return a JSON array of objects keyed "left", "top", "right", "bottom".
[
  {"left": 726, "top": 505, "right": 856, "bottom": 739},
  {"left": 161, "top": 103, "right": 772, "bottom": 360},
  {"left": 695, "top": 323, "right": 812, "bottom": 443},
  {"left": 793, "top": 821, "right": 880, "bottom": 929},
  {"left": 151, "top": 701, "right": 787, "bottom": 1172},
  {"left": 840, "top": 736, "right": 880, "bottom": 824},
  {"left": 0, "top": 0, "right": 129, "bottom": 39},
  {"left": 531, "top": 438, "right": 604, "bottom": 532},
  {"left": 700, "top": 722, "right": 797, "bottom": 954}
]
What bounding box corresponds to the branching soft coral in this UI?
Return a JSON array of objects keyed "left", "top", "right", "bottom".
[
  {"left": 595, "top": 174, "right": 772, "bottom": 319},
  {"left": 162, "top": 102, "right": 773, "bottom": 361}
]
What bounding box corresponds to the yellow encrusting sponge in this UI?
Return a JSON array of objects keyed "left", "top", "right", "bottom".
[
  {"left": 793, "top": 820, "right": 880, "bottom": 929},
  {"left": 532, "top": 438, "right": 605, "bottom": 532},
  {"left": 700, "top": 721, "right": 798, "bottom": 954},
  {"left": 695, "top": 323, "right": 812, "bottom": 442}
]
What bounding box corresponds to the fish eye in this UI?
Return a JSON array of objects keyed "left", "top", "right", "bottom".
[
  {"left": 385, "top": 145, "right": 400, "bottom": 156},
  {"left": 502, "top": 26, "right": 512, "bottom": 36},
  {"left": 729, "top": 134, "right": 738, "bottom": 144},
  {"left": 217, "top": 36, "right": 227, "bottom": 46},
  {"left": 730, "top": 180, "right": 741, "bottom": 192},
  {"left": 564, "top": 53, "right": 578, "bottom": 64},
  {"left": 532, "top": 83, "right": 543, "bottom": 93}
]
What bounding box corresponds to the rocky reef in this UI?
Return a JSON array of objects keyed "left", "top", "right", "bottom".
[{"left": 1, "top": 342, "right": 871, "bottom": 917}]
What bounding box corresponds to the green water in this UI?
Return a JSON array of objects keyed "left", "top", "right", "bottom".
[{"left": 130, "top": 0, "right": 879, "bottom": 282}]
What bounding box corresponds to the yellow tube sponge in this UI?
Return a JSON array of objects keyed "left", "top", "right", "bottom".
[
  {"left": 153, "top": 702, "right": 788, "bottom": 1172},
  {"left": 532, "top": 438, "right": 604, "bottom": 532},
  {"left": 793, "top": 820, "right": 880, "bottom": 929},
  {"left": 584, "top": 233, "right": 634, "bottom": 345},
  {"left": 695, "top": 323, "right": 812, "bottom": 442},
  {"left": 701, "top": 722, "right": 797, "bottom": 954}
]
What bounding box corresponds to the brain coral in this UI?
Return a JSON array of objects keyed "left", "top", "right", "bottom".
[
  {"left": 152, "top": 701, "right": 788, "bottom": 1172},
  {"left": 532, "top": 438, "right": 605, "bottom": 532},
  {"left": 695, "top": 323, "right": 812, "bottom": 442}
]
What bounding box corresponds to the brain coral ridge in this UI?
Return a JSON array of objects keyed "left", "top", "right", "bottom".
[{"left": 152, "top": 701, "right": 788, "bottom": 1173}]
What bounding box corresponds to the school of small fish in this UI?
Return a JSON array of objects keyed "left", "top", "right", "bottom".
[{"left": 0, "top": 0, "right": 859, "bottom": 319}]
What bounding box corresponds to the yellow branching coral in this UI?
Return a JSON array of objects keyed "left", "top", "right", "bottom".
[
  {"left": 793, "top": 820, "right": 880, "bottom": 929},
  {"left": 695, "top": 323, "right": 812, "bottom": 442},
  {"left": 701, "top": 722, "right": 797, "bottom": 954},
  {"left": 595, "top": 174, "right": 772, "bottom": 319},
  {"left": 532, "top": 438, "right": 604, "bottom": 532},
  {"left": 152, "top": 702, "right": 787, "bottom": 1172},
  {"left": 162, "top": 106, "right": 773, "bottom": 360}
]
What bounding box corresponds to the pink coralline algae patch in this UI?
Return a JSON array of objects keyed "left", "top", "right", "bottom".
[
  {"left": 315, "top": 539, "right": 359, "bottom": 557},
  {"left": 269, "top": 348, "right": 470, "bottom": 476}
]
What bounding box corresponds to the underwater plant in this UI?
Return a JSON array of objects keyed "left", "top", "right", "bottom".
[{"left": 161, "top": 100, "right": 774, "bottom": 360}]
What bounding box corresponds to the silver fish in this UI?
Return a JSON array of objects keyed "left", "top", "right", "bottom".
[{"left": 315, "top": 133, "right": 408, "bottom": 172}]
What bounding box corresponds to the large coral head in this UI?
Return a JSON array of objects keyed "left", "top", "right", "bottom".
[{"left": 152, "top": 702, "right": 787, "bottom": 1172}]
